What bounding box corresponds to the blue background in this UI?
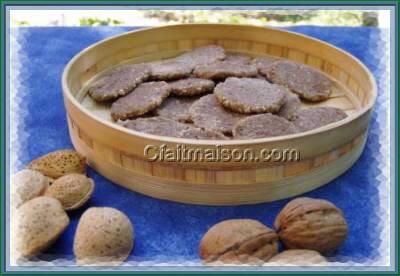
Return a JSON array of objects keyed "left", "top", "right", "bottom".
[{"left": 11, "top": 26, "right": 388, "bottom": 263}]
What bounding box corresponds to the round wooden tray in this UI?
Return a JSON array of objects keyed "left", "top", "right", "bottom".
[{"left": 62, "top": 24, "right": 376, "bottom": 205}]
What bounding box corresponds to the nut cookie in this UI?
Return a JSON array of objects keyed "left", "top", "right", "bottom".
[
  {"left": 277, "top": 91, "right": 302, "bottom": 120},
  {"left": 214, "top": 77, "right": 286, "bottom": 114},
  {"left": 176, "top": 45, "right": 226, "bottom": 67},
  {"left": 149, "top": 59, "right": 193, "bottom": 81},
  {"left": 124, "top": 116, "right": 227, "bottom": 140},
  {"left": 261, "top": 60, "right": 332, "bottom": 102},
  {"left": 233, "top": 114, "right": 299, "bottom": 139},
  {"left": 111, "top": 81, "right": 171, "bottom": 121},
  {"left": 155, "top": 96, "right": 198, "bottom": 123},
  {"left": 193, "top": 61, "right": 258, "bottom": 80},
  {"left": 169, "top": 78, "right": 215, "bottom": 96},
  {"left": 88, "top": 63, "right": 150, "bottom": 102},
  {"left": 189, "top": 94, "right": 246, "bottom": 135},
  {"left": 292, "top": 107, "right": 347, "bottom": 132}
]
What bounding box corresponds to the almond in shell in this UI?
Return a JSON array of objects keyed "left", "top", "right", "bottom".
[
  {"left": 73, "top": 207, "right": 134, "bottom": 265},
  {"left": 27, "top": 149, "right": 86, "bottom": 179},
  {"left": 44, "top": 173, "right": 94, "bottom": 211},
  {"left": 12, "top": 196, "right": 69, "bottom": 257},
  {"left": 11, "top": 169, "right": 51, "bottom": 208}
]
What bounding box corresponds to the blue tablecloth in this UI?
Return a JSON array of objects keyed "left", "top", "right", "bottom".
[{"left": 11, "top": 26, "right": 388, "bottom": 264}]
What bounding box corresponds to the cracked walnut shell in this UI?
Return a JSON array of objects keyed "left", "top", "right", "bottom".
[
  {"left": 274, "top": 197, "right": 348, "bottom": 254},
  {"left": 199, "top": 219, "right": 279, "bottom": 264}
]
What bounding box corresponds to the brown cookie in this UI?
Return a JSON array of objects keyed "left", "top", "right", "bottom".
[
  {"left": 189, "top": 94, "right": 246, "bottom": 135},
  {"left": 88, "top": 63, "right": 150, "bottom": 102},
  {"left": 277, "top": 91, "right": 302, "bottom": 120},
  {"left": 176, "top": 45, "right": 226, "bottom": 67},
  {"left": 110, "top": 81, "right": 171, "bottom": 121},
  {"left": 169, "top": 78, "right": 215, "bottom": 96},
  {"left": 193, "top": 61, "right": 258, "bottom": 80},
  {"left": 199, "top": 219, "right": 279, "bottom": 264},
  {"left": 292, "top": 107, "right": 347, "bottom": 132},
  {"left": 124, "top": 116, "right": 226, "bottom": 140},
  {"left": 233, "top": 113, "right": 299, "bottom": 139},
  {"left": 224, "top": 53, "right": 252, "bottom": 64},
  {"left": 214, "top": 77, "right": 286, "bottom": 114},
  {"left": 261, "top": 60, "right": 332, "bottom": 102},
  {"left": 149, "top": 59, "right": 193, "bottom": 81},
  {"left": 155, "top": 96, "right": 198, "bottom": 123},
  {"left": 252, "top": 56, "right": 278, "bottom": 72}
]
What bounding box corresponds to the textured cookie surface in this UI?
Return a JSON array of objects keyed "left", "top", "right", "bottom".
[
  {"left": 45, "top": 173, "right": 94, "bottom": 211},
  {"left": 111, "top": 81, "right": 171, "bottom": 121},
  {"left": 292, "top": 107, "right": 347, "bottom": 132},
  {"left": 277, "top": 91, "right": 302, "bottom": 120},
  {"left": 214, "top": 77, "right": 287, "bottom": 113},
  {"left": 124, "top": 116, "right": 226, "bottom": 140},
  {"left": 262, "top": 60, "right": 332, "bottom": 102},
  {"left": 252, "top": 56, "right": 278, "bottom": 72},
  {"left": 73, "top": 207, "right": 134, "bottom": 265},
  {"left": 27, "top": 149, "right": 86, "bottom": 179},
  {"left": 193, "top": 61, "right": 258, "bottom": 80},
  {"left": 149, "top": 59, "right": 193, "bottom": 80},
  {"left": 11, "top": 169, "right": 50, "bottom": 208},
  {"left": 169, "top": 78, "right": 215, "bottom": 96},
  {"left": 176, "top": 45, "right": 226, "bottom": 67},
  {"left": 155, "top": 96, "right": 198, "bottom": 123},
  {"left": 224, "top": 53, "right": 252, "bottom": 64},
  {"left": 88, "top": 64, "right": 150, "bottom": 102},
  {"left": 13, "top": 196, "right": 69, "bottom": 257},
  {"left": 233, "top": 113, "right": 299, "bottom": 139},
  {"left": 199, "top": 219, "right": 279, "bottom": 264},
  {"left": 189, "top": 94, "right": 246, "bottom": 135}
]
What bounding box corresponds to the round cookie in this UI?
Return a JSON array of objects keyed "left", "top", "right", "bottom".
[
  {"left": 252, "top": 56, "right": 278, "bottom": 72},
  {"left": 111, "top": 81, "right": 171, "bottom": 121},
  {"left": 124, "top": 116, "right": 226, "bottom": 140},
  {"left": 176, "top": 45, "right": 226, "bottom": 67},
  {"left": 193, "top": 61, "right": 258, "bottom": 80},
  {"left": 261, "top": 60, "right": 332, "bottom": 102},
  {"left": 189, "top": 94, "right": 246, "bottom": 135},
  {"left": 88, "top": 63, "right": 150, "bottom": 102},
  {"left": 155, "top": 96, "right": 198, "bottom": 123},
  {"left": 277, "top": 91, "right": 302, "bottom": 120},
  {"left": 214, "top": 77, "right": 286, "bottom": 114},
  {"left": 233, "top": 113, "right": 299, "bottom": 139},
  {"left": 149, "top": 59, "right": 193, "bottom": 81},
  {"left": 169, "top": 78, "right": 215, "bottom": 96},
  {"left": 224, "top": 53, "right": 252, "bottom": 64},
  {"left": 292, "top": 107, "right": 348, "bottom": 132}
]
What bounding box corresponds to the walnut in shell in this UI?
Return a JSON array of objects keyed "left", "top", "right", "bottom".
[
  {"left": 27, "top": 149, "right": 86, "bottom": 179},
  {"left": 45, "top": 173, "right": 94, "bottom": 211},
  {"left": 268, "top": 249, "right": 327, "bottom": 265},
  {"left": 12, "top": 196, "right": 69, "bottom": 257},
  {"left": 73, "top": 207, "right": 134, "bottom": 265},
  {"left": 274, "top": 197, "right": 348, "bottom": 254},
  {"left": 199, "top": 219, "right": 279, "bottom": 265}
]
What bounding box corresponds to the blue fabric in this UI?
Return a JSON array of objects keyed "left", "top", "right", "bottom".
[{"left": 12, "top": 26, "right": 387, "bottom": 263}]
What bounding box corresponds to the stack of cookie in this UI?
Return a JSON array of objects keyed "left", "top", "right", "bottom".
[{"left": 87, "top": 45, "right": 347, "bottom": 140}]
